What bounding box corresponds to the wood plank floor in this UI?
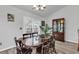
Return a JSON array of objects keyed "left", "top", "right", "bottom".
[
  {"left": 55, "top": 41, "right": 79, "bottom": 54},
  {"left": 0, "top": 41, "right": 79, "bottom": 54}
]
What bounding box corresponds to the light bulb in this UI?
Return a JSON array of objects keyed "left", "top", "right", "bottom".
[
  {"left": 36, "top": 7, "right": 39, "bottom": 10},
  {"left": 41, "top": 7, "right": 44, "bottom": 10},
  {"left": 33, "top": 5, "right": 36, "bottom": 7},
  {"left": 43, "top": 5, "right": 46, "bottom": 7}
]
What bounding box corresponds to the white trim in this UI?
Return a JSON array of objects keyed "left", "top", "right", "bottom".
[{"left": 0, "top": 46, "right": 16, "bottom": 52}]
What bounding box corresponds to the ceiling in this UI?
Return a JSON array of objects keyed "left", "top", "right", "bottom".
[{"left": 12, "top": 5, "right": 66, "bottom": 18}]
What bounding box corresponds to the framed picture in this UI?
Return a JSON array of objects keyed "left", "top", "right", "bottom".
[
  {"left": 41, "top": 21, "right": 45, "bottom": 26},
  {"left": 7, "top": 13, "right": 14, "bottom": 22}
]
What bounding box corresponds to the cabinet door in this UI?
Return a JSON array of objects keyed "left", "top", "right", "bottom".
[
  {"left": 53, "top": 20, "right": 57, "bottom": 32},
  {"left": 52, "top": 18, "right": 65, "bottom": 42},
  {"left": 60, "top": 19, "right": 64, "bottom": 32},
  {"left": 58, "top": 20, "right": 61, "bottom": 32}
]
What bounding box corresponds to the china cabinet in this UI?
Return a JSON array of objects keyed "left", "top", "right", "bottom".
[{"left": 52, "top": 18, "right": 65, "bottom": 42}]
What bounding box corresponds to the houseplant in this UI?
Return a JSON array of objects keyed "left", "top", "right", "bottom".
[{"left": 40, "top": 24, "right": 52, "bottom": 38}]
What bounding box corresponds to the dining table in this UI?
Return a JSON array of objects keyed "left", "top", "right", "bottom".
[
  {"left": 22, "top": 38, "right": 50, "bottom": 54},
  {"left": 22, "top": 38, "right": 43, "bottom": 54},
  {"left": 18, "top": 35, "right": 51, "bottom": 54}
]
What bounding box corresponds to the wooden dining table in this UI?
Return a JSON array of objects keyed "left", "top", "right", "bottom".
[
  {"left": 22, "top": 39, "right": 43, "bottom": 54},
  {"left": 18, "top": 35, "right": 51, "bottom": 54}
]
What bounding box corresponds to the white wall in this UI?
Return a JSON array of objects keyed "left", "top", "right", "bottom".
[
  {"left": 23, "top": 16, "right": 41, "bottom": 34},
  {"left": 0, "top": 5, "right": 43, "bottom": 51},
  {"left": 46, "top": 6, "right": 79, "bottom": 43}
]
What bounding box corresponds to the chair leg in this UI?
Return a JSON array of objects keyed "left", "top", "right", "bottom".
[
  {"left": 17, "top": 50, "right": 22, "bottom": 54},
  {"left": 23, "top": 48, "right": 32, "bottom": 54},
  {"left": 53, "top": 47, "right": 57, "bottom": 53},
  {"left": 49, "top": 48, "right": 57, "bottom": 54},
  {"left": 16, "top": 48, "right": 22, "bottom": 54}
]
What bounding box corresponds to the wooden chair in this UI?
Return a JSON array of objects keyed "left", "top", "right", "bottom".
[
  {"left": 48, "top": 36, "right": 57, "bottom": 53},
  {"left": 23, "top": 32, "right": 38, "bottom": 40},
  {"left": 42, "top": 44, "right": 49, "bottom": 54},
  {"left": 41, "top": 35, "right": 57, "bottom": 54},
  {"left": 14, "top": 37, "right": 32, "bottom": 54},
  {"left": 42, "top": 41, "right": 49, "bottom": 54},
  {"left": 36, "top": 44, "right": 42, "bottom": 54},
  {"left": 78, "top": 29, "right": 79, "bottom": 51},
  {"left": 14, "top": 38, "right": 22, "bottom": 54}
]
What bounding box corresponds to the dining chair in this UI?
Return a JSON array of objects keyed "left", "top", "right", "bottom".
[
  {"left": 48, "top": 36, "right": 57, "bottom": 53},
  {"left": 42, "top": 41, "right": 49, "bottom": 54},
  {"left": 36, "top": 44, "right": 42, "bottom": 54},
  {"left": 14, "top": 37, "right": 32, "bottom": 54},
  {"left": 14, "top": 38, "right": 22, "bottom": 54}
]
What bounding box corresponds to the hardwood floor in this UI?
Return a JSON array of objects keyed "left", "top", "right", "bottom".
[
  {"left": 55, "top": 41, "right": 79, "bottom": 54},
  {"left": 0, "top": 41, "right": 79, "bottom": 54}
]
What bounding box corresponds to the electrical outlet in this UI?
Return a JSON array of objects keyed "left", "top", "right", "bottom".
[{"left": 0, "top": 42, "right": 2, "bottom": 45}]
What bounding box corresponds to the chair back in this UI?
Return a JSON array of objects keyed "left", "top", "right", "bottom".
[
  {"left": 14, "top": 37, "right": 23, "bottom": 54},
  {"left": 14, "top": 37, "right": 23, "bottom": 48},
  {"left": 14, "top": 37, "right": 32, "bottom": 54}
]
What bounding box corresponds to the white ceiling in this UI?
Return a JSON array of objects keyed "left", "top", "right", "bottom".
[{"left": 12, "top": 5, "right": 66, "bottom": 18}]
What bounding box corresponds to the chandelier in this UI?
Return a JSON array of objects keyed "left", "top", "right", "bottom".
[{"left": 33, "top": 5, "right": 46, "bottom": 11}]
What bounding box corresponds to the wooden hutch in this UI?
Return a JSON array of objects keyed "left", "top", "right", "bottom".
[{"left": 52, "top": 18, "right": 65, "bottom": 42}]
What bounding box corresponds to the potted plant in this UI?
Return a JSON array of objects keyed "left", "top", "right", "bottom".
[{"left": 40, "top": 24, "right": 52, "bottom": 38}]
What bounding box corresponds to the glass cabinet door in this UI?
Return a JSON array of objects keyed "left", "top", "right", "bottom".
[
  {"left": 53, "top": 18, "right": 64, "bottom": 32},
  {"left": 52, "top": 18, "right": 64, "bottom": 42},
  {"left": 53, "top": 21, "right": 57, "bottom": 32},
  {"left": 58, "top": 20, "right": 61, "bottom": 32},
  {"left": 60, "top": 19, "right": 64, "bottom": 32}
]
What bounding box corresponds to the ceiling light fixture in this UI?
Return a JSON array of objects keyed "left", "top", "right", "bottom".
[{"left": 33, "top": 5, "right": 46, "bottom": 11}]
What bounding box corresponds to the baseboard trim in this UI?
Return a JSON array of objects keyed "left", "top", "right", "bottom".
[
  {"left": 0, "top": 46, "right": 16, "bottom": 52},
  {"left": 65, "top": 41, "right": 78, "bottom": 44}
]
